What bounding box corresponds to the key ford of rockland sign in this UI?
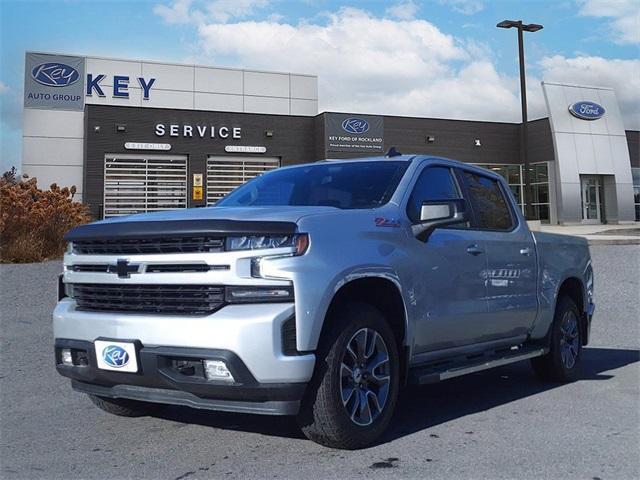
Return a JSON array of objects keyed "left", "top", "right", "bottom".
[
  {"left": 24, "top": 52, "right": 156, "bottom": 111},
  {"left": 326, "top": 113, "right": 384, "bottom": 152}
]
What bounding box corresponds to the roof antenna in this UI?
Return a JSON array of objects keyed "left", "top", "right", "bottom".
[{"left": 386, "top": 146, "right": 402, "bottom": 157}]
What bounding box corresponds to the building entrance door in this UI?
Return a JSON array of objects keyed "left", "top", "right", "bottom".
[{"left": 581, "top": 175, "right": 603, "bottom": 224}]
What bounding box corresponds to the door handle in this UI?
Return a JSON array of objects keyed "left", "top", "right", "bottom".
[
  {"left": 466, "top": 245, "right": 484, "bottom": 256},
  {"left": 520, "top": 248, "right": 532, "bottom": 256}
]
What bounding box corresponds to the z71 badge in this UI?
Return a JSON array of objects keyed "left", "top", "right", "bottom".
[{"left": 374, "top": 217, "right": 401, "bottom": 227}]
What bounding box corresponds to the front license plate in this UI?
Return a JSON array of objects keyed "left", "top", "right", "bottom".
[{"left": 95, "top": 340, "right": 138, "bottom": 373}]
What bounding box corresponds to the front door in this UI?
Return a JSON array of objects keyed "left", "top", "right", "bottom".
[
  {"left": 403, "top": 165, "right": 491, "bottom": 354},
  {"left": 581, "top": 175, "right": 602, "bottom": 224}
]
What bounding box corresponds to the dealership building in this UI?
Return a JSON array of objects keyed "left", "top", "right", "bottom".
[{"left": 22, "top": 51, "right": 640, "bottom": 223}]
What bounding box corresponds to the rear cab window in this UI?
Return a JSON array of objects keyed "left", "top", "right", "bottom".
[{"left": 458, "top": 170, "right": 515, "bottom": 231}]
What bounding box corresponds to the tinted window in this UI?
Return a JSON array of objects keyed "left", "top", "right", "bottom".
[
  {"left": 462, "top": 171, "right": 514, "bottom": 230},
  {"left": 217, "top": 161, "right": 409, "bottom": 209},
  {"left": 406, "top": 167, "right": 460, "bottom": 223}
]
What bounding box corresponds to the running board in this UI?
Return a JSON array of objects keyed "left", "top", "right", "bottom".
[{"left": 409, "top": 346, "right": 548, "bottom": 385}]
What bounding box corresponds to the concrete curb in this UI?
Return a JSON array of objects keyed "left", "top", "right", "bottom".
[{"left": 587, "top": 238, "right": 640, "bottom": 246}]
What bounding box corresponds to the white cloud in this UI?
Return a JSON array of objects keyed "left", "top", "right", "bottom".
[
  {"left": 206, "top": 0, "right": 269, "bottom": 23},
  {"left": 153, "top": 0, "right": 195, "bottom": 24},
  {"left": 437, "top": 0, "right": 484, "bottom": 15},
  {"left": 539, "top": 55, "right": 640, "bottom": 129},
  {"left": 154, "top": 2, "right": 639, "bottom": 129},
  {"left": 0, "top": 81, "right": 9, "bottom": 94},
  {"left": 194, "top": 7, "right": 526, "bottom": 121},
  {"left": 153, "top": 0, "right": 269, "bottom": 25},
  {"left": 385, "top": 1, "right": 419, "bottom": 20},
  {"left": 578, "top": 0, "right": 640, "bottom": 44}
]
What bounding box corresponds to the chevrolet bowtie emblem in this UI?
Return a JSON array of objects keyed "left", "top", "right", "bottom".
[{"left": 107, "top": 259, "right": 140, "bottom": 278}]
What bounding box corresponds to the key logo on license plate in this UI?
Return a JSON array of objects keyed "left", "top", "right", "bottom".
[
  {"left": 102, "top": 345, "right": 130, "bottom": 368},
  {"left": 95, "top": 340, "right": 138, "bottom": 373}
]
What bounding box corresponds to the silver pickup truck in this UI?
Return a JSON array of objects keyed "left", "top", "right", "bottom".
[{"left": 54, "top": 155, "right": 595, "bottom": 449}]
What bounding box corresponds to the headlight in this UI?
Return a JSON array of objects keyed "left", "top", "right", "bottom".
[
  {"left": 225, "top": 286, "right": 294, "bottom": 303},
  {"left": 226, "top": 234, "right": 309, "bottom": 255}
]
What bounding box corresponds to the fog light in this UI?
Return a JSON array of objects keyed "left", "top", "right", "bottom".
[
  {"left": 203, "top": 360, "right": 234, "bottom": 382},
  {"left": 61, "top": 349, "right": 73, "bottom": 365}
]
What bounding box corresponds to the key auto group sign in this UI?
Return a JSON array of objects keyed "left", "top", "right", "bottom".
[
  {"left": 24, "top": 52, "right": 157, "bottom": 111},
  {"left": 24, "top": 53, "right": 86, "bottom": 110}
]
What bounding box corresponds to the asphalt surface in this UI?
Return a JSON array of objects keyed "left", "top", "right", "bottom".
[{"left": 1, "top": 245, "right": 639, "bottom": 480}]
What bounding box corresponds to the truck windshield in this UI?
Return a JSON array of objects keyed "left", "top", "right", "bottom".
[{"left": 216, "top": 161, "right": 409, "bottom": 209}]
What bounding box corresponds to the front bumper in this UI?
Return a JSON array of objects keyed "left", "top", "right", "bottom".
[
  {"left": 56, "top": 340, "right": 305, "bottom": 415},
  {"left": 53, "top": 299, "right": 316, "bottom": 415},
  {"left": 53, "top": 299, "right": 315, "bottom": 383}
]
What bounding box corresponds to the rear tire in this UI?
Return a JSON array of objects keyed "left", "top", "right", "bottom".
[
  {"left": 89, "top": 394, "right": 166, "bottom": 417},
  {"left": 297, "top": 302, "right": 400, "bottom": 449},
  {"left": 532, "top": 296, "right": 583, "bottom": 382}
]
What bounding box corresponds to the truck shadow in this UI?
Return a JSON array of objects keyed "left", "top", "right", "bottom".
[{"left": 154, "top": 347, "right": 639, "bottom": 444}]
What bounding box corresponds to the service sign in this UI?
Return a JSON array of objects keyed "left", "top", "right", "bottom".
[
  {"left": 24, "top": 53, "right": 85, "bottom": 110},
  {"left": 326, "top": 113, "right": 384, "bottom": 152}
]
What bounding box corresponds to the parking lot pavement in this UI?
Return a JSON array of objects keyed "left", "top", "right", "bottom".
[{"left": 1, "top": 245, "right": 639, "bottom": 480}]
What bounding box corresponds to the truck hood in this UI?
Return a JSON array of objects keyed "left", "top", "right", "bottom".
[
  {"left": 64, "top": 206, "right": 350, "bottom": 241},
  {"left": 93, "top": 206, "right": 341, "bottom": 225}
]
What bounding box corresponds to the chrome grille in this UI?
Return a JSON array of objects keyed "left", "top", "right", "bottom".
[
  {"left": 71, "top": 284, "right": 225, "bottom": 315},
  {"left": 72, "top": 236, "right": 224, "bottom": 255}
]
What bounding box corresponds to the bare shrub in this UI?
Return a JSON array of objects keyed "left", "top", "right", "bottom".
[{"left": 0, "top": 173, "right": 92, "bottom": 263}]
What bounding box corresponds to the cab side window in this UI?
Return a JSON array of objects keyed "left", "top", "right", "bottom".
[
  {"left": 406, "top": 167, "right": 460, "bottom": 223},
  {"left": 461, "top": 171, "right": 514, "bottom": 230}
]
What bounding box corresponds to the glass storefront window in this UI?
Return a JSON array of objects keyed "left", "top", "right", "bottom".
[
  {"left": 632, "top": 168, "right": 640, "bottom": 221},
  {"left": 510, "top": 185, "right": 521, "bottom": 204},
  {"left": 529, "top": 164, "right": 549, "bottom": 184},
  {"left": 475, "top": 162, "right": 550, "bottom": 222}
]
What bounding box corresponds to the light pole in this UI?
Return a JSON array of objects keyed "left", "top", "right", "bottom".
[{"left": 497, "top": 20, "right": 543, "bottom": 220}]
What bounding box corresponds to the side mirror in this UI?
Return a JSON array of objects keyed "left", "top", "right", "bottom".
[{"left": 412, "top": 199, "right": 469, "bottom": 241}]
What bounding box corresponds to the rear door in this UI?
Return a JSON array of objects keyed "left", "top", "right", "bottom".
[{"left": 458, "top": 169, "right": 538, "bottom": 339}]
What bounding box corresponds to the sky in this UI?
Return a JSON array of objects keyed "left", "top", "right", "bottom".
[{"left": 1, "top": 0, "right": 639, "bottom": 172}]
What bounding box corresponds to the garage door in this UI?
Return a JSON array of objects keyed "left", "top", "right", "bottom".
[
  {"left": 103, "top": 154, "right": 188, "bottom": 218},
  {"left": 206, "top": 156, "right": 280, "bottom": 205}
]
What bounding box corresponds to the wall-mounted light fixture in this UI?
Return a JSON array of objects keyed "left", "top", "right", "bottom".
[
  {"left": 474, "top": 139, "right": 481, "bottom": 147},
  {"left": 265, "top": 130, "right": 274, "bottom": 137},
  {"left": 94, "top": 126, "right": 101, "bottom": 133},
  {"left": 116, "top": 124, "right": 127, "bottom": 132},
  {"left": 426, "top": 135, "right": 435, "bottom": 143}
]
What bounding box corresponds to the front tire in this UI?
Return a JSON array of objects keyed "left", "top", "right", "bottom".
[
  {"left": 532, "top": 296, "right": 583, "bottom": 382},
  {"left": 297, "top": 302, "right": 400, "bottom": 449},
  {"left": 89, "top": 394, "right": 166, "bottom": 417}
]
